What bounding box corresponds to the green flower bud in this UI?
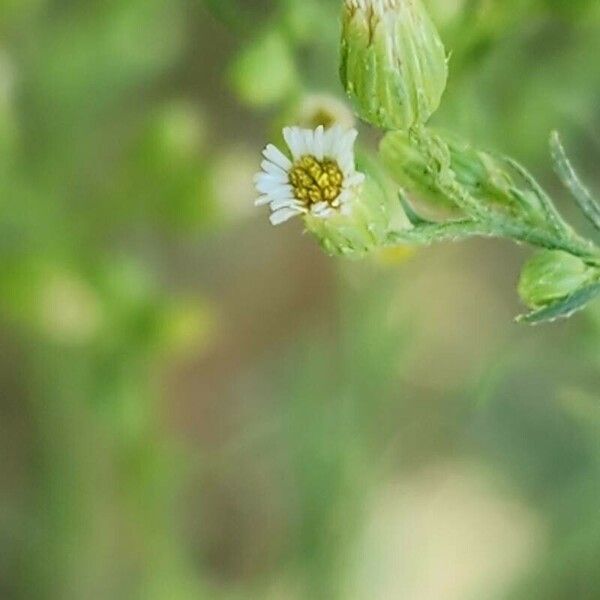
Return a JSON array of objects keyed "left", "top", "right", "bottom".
[
  {"left": 518, "top": 251, "right": 598, "bottom": 309},
  {"left": 380, "top": 129, "right": 544, "bottom": 218},
  {"left": 340, "top": 0, "right": 448, "bottom": 131}
]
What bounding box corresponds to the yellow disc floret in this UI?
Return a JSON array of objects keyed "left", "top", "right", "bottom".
[{"left": 289, "top": 155, "right": 344, "bottom": 208}]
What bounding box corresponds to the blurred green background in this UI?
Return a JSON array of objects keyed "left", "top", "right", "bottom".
[{"left": 1, "top": 0, "right": 599, "bottom": 598}]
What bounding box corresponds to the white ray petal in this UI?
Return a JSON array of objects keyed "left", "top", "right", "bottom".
[
  {"left": 254, "top": 195, "right": 272, "bottom": 206},
  {"left": 327, "top": 125, "right": 344, "bottom": 153},
  {"left": 256, "top": 175, "right": 283, "bottom": 194},
  {"left": 345, "top": 172, "right": 365, "bottom": 187},
  {"left": 254, "top": 172, "right": 286, "bottom": 189},
  {"left": 255, "top": 177, "right": 286, "bottom": 194},
  {"left": 270, "top": 207, "right": 302, "bottom": 225},
  {"left": 261, "top": 159, "right": 288, "bottom": 178},
  {"left": 337, "top": 190, "right": 351, "bottom": 206},
  {"left": 340, "top": 128, "right": 358, "bottom": 152},
  {"left": 270, "top": 197, "right": 303, "bottom": 211},
  {"left": 263, "top": 144, "right": 292, "bottom": 170},
  {"left": 332, "top": 135, "right": 357, "bottom": 168},
  {"left": 267, "top": 184, "right": 295, "bottom": 200},
  {"left": 292, "top": 128, "right": 307, "bottom": 157},
  {"left": 314, "top": 125, "right": 324, "bottom": 160},
  {"left": 283, "top": 127, "right": 303, "bottom": 159},
  {"left": 303, "top": 129, "right": 314, "bottom": 155},
  {"left": 313, "top": 205, "right": 334, "bottom": 219},
  {"left": 322, "top": 126, "right": 336, "bottom": 156},
  {"left": 339, "top": 156, "right": 354, "bottom": 175},
  {"left": 311, "top": 201, "right": 329, "bottom": 214}
]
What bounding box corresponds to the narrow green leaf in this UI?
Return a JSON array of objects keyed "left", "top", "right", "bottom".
[
  {"left": 503, "top": 155, "right": 572, "bottom": 237},
  {"left": 550, "top": 131, "right": 600, "bottom": 233}
]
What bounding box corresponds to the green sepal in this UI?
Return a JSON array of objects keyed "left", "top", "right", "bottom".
[
  {"left": 305, "top": 151, "right": 408, "bottom": 258},
  {"left": 517, "top": 282, "right": 600, "bottom": 325}
]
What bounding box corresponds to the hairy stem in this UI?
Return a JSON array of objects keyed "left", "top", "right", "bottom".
[{"left": 387, "top": 220, "right": 600, "bottom": 264}]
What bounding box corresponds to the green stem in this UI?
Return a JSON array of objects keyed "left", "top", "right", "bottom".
[
  {"left": 386, "top": 220, "right": 496, "bottom": 245},
  {"left": 387, "top": 219, "right": 600, "bottom": 264},
  {"left": 429, "top": 158, "right": 600, "bottom": 262},
  {"left": 502, "top": 223, "right": 600, "bottom": 262}
]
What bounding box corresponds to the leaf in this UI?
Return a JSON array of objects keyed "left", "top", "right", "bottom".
[
  {"left": 516, "top": 281, "right": 600, "bottom": 325},
  {"left": 503, "top": 155, "right": 571, "bottom": 237},
  {"left": 550, "top": 131, "right": 600, "bottom": 233}
]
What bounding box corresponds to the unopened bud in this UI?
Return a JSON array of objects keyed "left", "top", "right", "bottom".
[
  {"left": 518, "top": 251, "right": 598, "bottom": 309},
  {"left": 340, "top": 0, "right": 448, "bottom": 131}
]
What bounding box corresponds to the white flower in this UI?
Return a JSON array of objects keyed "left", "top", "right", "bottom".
[{"left": 254, "top": 125, "right": 365, "bottom": 225}]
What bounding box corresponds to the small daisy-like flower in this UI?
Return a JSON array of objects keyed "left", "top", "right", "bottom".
[{"left": 254, "top": 125, "right": 365, "bottom": 225}]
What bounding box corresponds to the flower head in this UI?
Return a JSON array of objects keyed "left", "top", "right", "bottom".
[{"left": 254, "top": 125, "right": 365, "bottom": 225}]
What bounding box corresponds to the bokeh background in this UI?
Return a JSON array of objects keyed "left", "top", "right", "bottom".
[{"left": 1, "top": 0, "right": 600, "bottom": 598}]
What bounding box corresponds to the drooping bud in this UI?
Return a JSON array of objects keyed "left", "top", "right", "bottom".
[
  {"left": 518, "top": 251, "right": 598, "bottom": 309},
  {"left": 340, "top": 0, "right": 448, "bottom": 131}
]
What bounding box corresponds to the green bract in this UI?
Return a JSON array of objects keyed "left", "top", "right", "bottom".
[
  {"left": 305, "top": 155, "right": 409, "bottom": 258},
  {"left": 340, "top": 0, "right": 448, "bottom": 131}
]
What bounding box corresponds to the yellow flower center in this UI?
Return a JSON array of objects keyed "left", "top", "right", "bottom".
[{"left": 289, "top": 155, "right": 344, "bottom": 207}]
